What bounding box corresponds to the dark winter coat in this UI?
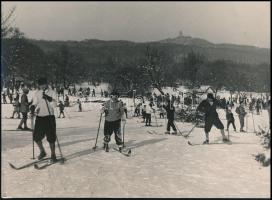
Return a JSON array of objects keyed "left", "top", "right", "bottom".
[
  {"left": 163, "top": 104, "right": 175, "bottom": 120},
  {"left": 226, "top": 112, "right": 235, "bottom": 122},
  {"left": 20, "top": 93, "right": 29, "bottom": 113},
  {"left": 235, "top": 106, "right": 247, "bottom": 116},
  {"left": 197, "top": 99, "right": 219, "bottom": 120},
  {"left": 59, "top": 103, "right": 65, "bottom": 111}
]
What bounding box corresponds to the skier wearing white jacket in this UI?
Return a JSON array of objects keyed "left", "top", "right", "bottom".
[{"left": 31, "top": 77, "right": 58, "bottom": 163}]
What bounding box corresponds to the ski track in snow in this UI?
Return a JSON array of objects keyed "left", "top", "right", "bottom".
[{"left": 1, "top": 91, "right": 270, "bottom": 198}]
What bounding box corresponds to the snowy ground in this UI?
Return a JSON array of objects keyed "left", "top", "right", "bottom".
[{"left": 1, "top": 94, "right": 270, "bottom": 198}]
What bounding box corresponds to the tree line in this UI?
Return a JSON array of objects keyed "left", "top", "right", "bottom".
[{"left": 1, "top": 9, "right": 270, "bottom": 95}]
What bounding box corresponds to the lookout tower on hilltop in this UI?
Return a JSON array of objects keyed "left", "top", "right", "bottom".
[{"left": 179, "top": 30, "right": 183, "bottom": 37}]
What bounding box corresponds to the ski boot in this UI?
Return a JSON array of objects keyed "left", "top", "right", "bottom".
[
  {"left": 38, "top": 151, "right": 47, "bottom": 160},
  {"left": 172, "top": 131, "right": 177, "bottom": 135},
  {"left": 223, "top": 138, "right": 230, "bottom": 143},
  {"left": 23, "top": 127, "right": 31, "bottom": 131},
  {"left": 49, "top": 154, "right": 58, "bottom": 164},
  {"left": 118, "top": 146, "right": 123, "bottom": 152},
  {"left": 104, "top": 143, "right": 109, "bottom": 152},
  {"left": 203, "top": 140, "right": 209, "bottom": 144}
]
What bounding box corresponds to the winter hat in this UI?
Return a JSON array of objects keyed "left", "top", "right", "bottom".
[
  {"left": 37, "top": 77, "right": 47, "bottom": 85},
  {"left": 110, "top": 90, "right": 119, "bottom": 96},
  {"left": 207, "top": 93, "right": 214, "bottom": 100},
  {"left": 23, "top": 88, "right": 29, "bottom": 94}
]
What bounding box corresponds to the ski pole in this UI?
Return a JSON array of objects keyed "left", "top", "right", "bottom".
[
  {"left": 153, "top": 109, "right": 158, "bottom": 127},
  {"left": 184, "top": 123, "right": 198, "bottom": 138},
  {"left": 251, "top": 112, "right": 256, "bottom": 133},
  {"left": 173, "top": 121, "right": 183, "bottom": 135},
  {"left": 122, "top": 120, "right": 126, "bottom": 148},
  {"left": 92, "top": 113, "right": 103, "bottom": 150},
  {"left": 44, "top": 93, "right": 65, "bottom": 163},
  {"left": 31, "top": 113, "right": 35, "bottom": 159},
  {"left": 246, "top": 115, "right": 248, "bottom": 132}
]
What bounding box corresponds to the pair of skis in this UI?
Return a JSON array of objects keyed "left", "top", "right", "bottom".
[
  {"left": 187, "top": 140, "right": 232, "bottom": 146},
  {"left": 9, "top": 157, "right": 65, "bottom": 170}
]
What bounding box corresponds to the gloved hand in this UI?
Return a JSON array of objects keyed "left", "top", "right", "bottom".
[
  {"left": 42, "top": 92, "right": 53, "bottom": 102},
  {"left": 30, "top": 105, "right": 36, "bottom": 114}
]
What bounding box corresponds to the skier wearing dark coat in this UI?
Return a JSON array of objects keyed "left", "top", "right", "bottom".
[
  {"left": 225, "top": 108, "right": 236, "bottom": 132},
  {"left": 17, "top": 88, "right": 31, "bottom": 130},
  {"left": 58, "top": 101, "right": 65, "bottom": 118},
  {"left": 197, "top": 93, "right": 229, "bottom": 144},
  {"left": 235, "top": 102, "right": 247, "bottom": 132},
  {"left": 163, "top": 101, "right": 177, "bottom": 134}
]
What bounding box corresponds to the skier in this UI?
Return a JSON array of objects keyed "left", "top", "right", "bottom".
[
  {"left": 17, "top": 88, "right": 31, "bottom": 130},
  {"left": 225, "top": 107, "right": 236, "bottom": 132},
  {"left": 158, "top": 105, "right": 165, "bottom": 119},
  {"left": 31, "top": 77, "right": 58, "bottom": 163},
  {"left": 197, "top": 93, "right": 229, "bottom": 144},
  {"left": 235, "top": 101, "right": 247, "bottom": 132},
  {"left": 145, "top": 102, "right": 154, "bottom": 126},
  {"left": 134, "top": 103, "right": 141, "bottom": 117},
  {"left": 77, "top": 99, "right": 82, "bottom": 112},
  {"left": 92, "top": 89, "right": 96, "bottom": 97},
  {"left": 2, "top": 90, "right": 7, "bottom": 104},
  {"left": 100, "top": 90, "right": 125, "bottom": 152},
  {"left": 256, "top": 98, "right": 262, "bottom": 115},
  {"left": 163, "top": 100, "right": 177, "bottom": 135},
  {"left": 10, "top": 97, "right": 21, "bottom": 119},
  {"left": 123, "top": 103, "right": 128, "bottom": 119},
  {"left": 58, "top": 101, "right": 65, "bottom": 118},
  {"left": 142, "top": 104, "right": 147, "bottom": 123},
  {"left": 64, "top": 94, "right": 69, "bottom": 107}
]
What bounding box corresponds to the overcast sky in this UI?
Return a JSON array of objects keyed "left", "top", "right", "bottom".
[{"left": 2, "top": 1, "right": 270, "bottom": 48}]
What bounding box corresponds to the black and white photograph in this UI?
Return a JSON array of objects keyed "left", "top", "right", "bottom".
[{"left": 1, "top": 1, "right": 270, "bottom": 198}]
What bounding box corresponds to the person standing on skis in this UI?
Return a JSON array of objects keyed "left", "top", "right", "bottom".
[
  {"left": 101, "top": 90, "right": 125, "bottom": 152},
  {"left": 197, "top": 93, "right": 229, "bottom": 144},
  {"left": 31, "top": 77, "right": 58, "bottom": 163},
  {"left": 163, "top": 100, "right": 177, "bottom": 135}
]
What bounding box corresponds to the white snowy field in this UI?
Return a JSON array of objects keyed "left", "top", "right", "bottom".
[{"left": 1, "top": 95, "right": 270, "bottom": 198}]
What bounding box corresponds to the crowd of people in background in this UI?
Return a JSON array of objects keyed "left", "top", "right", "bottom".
[{"left": 1, "top": 80, "right": 271, "bottom": 135}]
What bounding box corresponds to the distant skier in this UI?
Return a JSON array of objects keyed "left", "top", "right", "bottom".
[
  {"left": 92, "top": 89, "right": 96, "bottom": 97},
  {"left": 123, "top": 103, "right": 128, "bottom": 119},
  {"left": 256, "top": 98, "right": 262, "bottom": 115},
  {"left": 77, "top": 99, "right": 82, "bottom": 112},
  {"left": 31, "top": 77, "right": 58, "bottom": 163},
  {"left": 145, "top": 103, "right": 154, "bottom": 126},
  {"left": 10, "top": 97, "right": 21, "bottom": 119},
  {"left": 163, "top": 100, "right": 177, "bottom": 135},
  {"left": 100, "top": 90, "right": 125, "bottom": 152},
  {"left": 142, "top": 104, "right": 147, "bottom": 123},
  {"left": 225, "top": 107, "right": 236, "bottom": 132},
  {"left": 235, "top": 101, "right": 247, "bottom": 132},
  {"left": 17, "top": 88, "right": 31, "bottom": 130},
  {"left": 197, "top": 93, "right": 229, "bottom": 144},
  {"left": 2, "top": 90, "right": 7, "bottom": 104},
  {"left": 58, "top": 101, "right": 65, "bottom": 118},
  {"left": 64, "top": 94, "right": 69, "bottom": 107},
  {"left": 158, "top": 105, "right": 165, "bottom": 119}
]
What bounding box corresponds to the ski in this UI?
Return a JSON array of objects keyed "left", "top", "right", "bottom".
[
  {"left": 9, "top": 157, "right": 50, "bottom": 170},
  {"left": 187, "top": 141, "right": 232, "bottom": 146},
  {"left": 34, "top": 157, "right": 66, "bottom": 170},
  {"left": 3, "top": 129, "right": 32, "bottom": 132},
  {"left": 113, "top": 148, "right": 131, "bottom": 157}
]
